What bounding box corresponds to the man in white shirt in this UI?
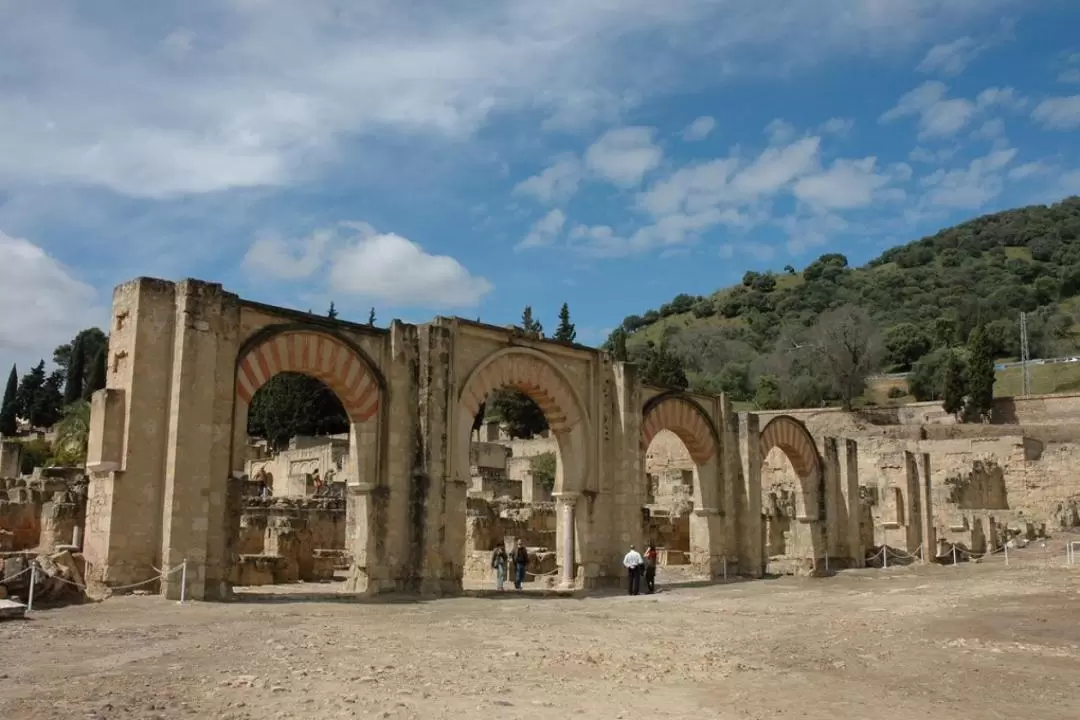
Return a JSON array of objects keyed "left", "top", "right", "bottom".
[{"left": 622, "top": 545, "right": 644, "bottom": 596}]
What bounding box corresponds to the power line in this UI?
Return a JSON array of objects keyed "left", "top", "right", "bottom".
[{"left": 1020, "top": 311, "right": 1031, "bottom": 396}]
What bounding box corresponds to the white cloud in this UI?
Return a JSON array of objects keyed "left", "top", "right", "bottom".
[
  {"left": 243, "top": 229, "right": 334, "bottom": 280},
  {"left": 730, "top": 136, "right": 821, "bottom": 198},
  {"left": 764, "top": 119, "right": 797, "bottom": 145},
  {"left": 585, "top": 127, "right": 663, "bottom": 187},
  {"left": 909, "top": 145, "right": 959, "bottom": 164},
  {"left": 1008, "top": 161, "right": 1051, "bottom": 181},
  {"left": 880, "top": 81, "right": 976, "bottom": 138},
  {"left": 971, "top": 118, "right": 1005, "bottom": 140},
  {"left": 330, "top": 232, "right": 492, "bottom": 309},
  {"left": 917, "top": 37, "right": 984, "bottom": 77},
  {"left": 976, "top": 86, "right": 1024, "bottom": 110},
  {"left": 241, "top": 222, "right": 490, "bottom": 308},
  {"left": 920, "top": 147, "right": 1018, "bottom": 209},
  {"left": 517, "top": 209, "right": 567, "bottom": 250},
  {"left": 819, "top": 117, "right": 855, "bottom": 135},
  {"left": 682, "top": 116, "right": 716, "bottom": 142},
  {"left": 512, "top": 155, "right": 582, "bottom": 204},
  {"left": 793, "top": 157, "right": 892, "bottom": 210},
  {"left": 0, "top": 231, "right": 106, "bottom": 368},
  {"left": 0, "top": 0, "right": 1018, "bottom": 198},
  {"left": 1031, "top": 95, "right": 1080, "bottom": 130},
  {"left": 638, "top": 158, "right": 740, "bottom": 217}
]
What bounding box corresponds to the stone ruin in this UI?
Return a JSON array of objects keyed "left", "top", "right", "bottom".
[
  {"left": 232, "top": 496, "right": 350, "bottom": 586},
  {"left": 0, "top": 440, "right": 91, "bottom": 607}
]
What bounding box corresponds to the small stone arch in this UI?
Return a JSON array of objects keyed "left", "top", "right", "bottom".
[
  {"left": 235, "top": 328, "right": 382, "bottom": 423},
  {"left": 455, "top": 347, "right": 590, "bottom": 496},
  {"left": 759, "top": 415, "right": 821, "bottom": 478},
  {"left": 640, "top": 393, "right": 719, "bottom": 466}
]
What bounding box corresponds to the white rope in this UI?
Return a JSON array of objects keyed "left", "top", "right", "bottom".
[
  {"left": 29, "top": 561, "right": 186, "bottom": 592},
  {"left": 1, "top": 565, "right": 34, "bottom": 583},
  {"left": 524, "top": 569, "right": 560, "bottom": 577}
]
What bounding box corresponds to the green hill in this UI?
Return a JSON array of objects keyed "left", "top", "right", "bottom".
[{"left": 612, "top": 196, "right": 1080, "bottom": 409}]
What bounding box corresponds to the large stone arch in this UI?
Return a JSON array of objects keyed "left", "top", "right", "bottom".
[
  {"left": 759, "top": 415, "right": 825, "bottom": 565},
  {"left": 759, "top": 415, "right": 820, "bottom": 479},
  {"left": 234, "top": 327, "right": 383, "bottom": 423},
  {"left": 229, "top": 326, "right": 388, "bottom": 594},
  {"left": 640, "top": 392, "right": 724, "bottom": 578},
  {"left": 455, "top": 347, "right": 591, "bottom": 589},
  {"left": 641, "top": 392, "right": 720, "bottom": 466},
  {"left": 455, "top": 347, "right": 588, "bottom": 491}
]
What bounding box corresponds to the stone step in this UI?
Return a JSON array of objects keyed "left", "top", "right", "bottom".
[{"left": 0, "top": 598, "right": 27, "bottom": 620}]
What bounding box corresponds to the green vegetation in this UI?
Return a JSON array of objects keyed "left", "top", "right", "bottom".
[
  {"left": 608, "top": 196, "right": 1080, "bottom": 416},
  {"left": 530, "top": 451, "right": 557, "bottom": 493}
]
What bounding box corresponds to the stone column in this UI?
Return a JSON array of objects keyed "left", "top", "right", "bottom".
[
  {"left": 917, "top": 452, "right": 935, "bottom": 564},
  {"left": 841, "top": 439, "right": 863, "bottom": 568},
  {"left": 555, "top": 491, "right": 578, "bottom": 588},
  {"left": 737, "top": 413, "right": 764, "bottom": 578}
]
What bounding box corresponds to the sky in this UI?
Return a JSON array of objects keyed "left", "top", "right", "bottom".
[{"left": 1, "top": 1, "right": 1079, "bottom": 373}]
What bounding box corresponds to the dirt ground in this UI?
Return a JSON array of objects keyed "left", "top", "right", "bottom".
[{"left": 2, "top": 561, "right": 1080, "bottom": 720}]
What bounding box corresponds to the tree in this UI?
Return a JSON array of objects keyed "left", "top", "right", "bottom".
[
  {"left": 637, "top": 340, "right": 688, "bottom": 389},
  {"left": 53, "top": 400, "right": 91, "bottom": 465},
  {"left": 53, "top": 328, "right": 107, "bottom": 392},
  {"left": 609, "top": 328, "right": 629, "bottom": 362},
  {"left": 883, "top": 323, "right": 932, "bottom": 370},
  {"left": 810, "top": 305, "right": 882, "bottom": 410},
  {"left": 520, "top": 306, "right": 543, "bottom": 338},
  {"left": 530, "top": 451, "right": 557, "bottom": 493},
  {"left": 63, "top": 337, "right": 86, "bottom": 405},
  {"left": 368, "top": 307, "right": 376, "bottom": 326},
  {"left": 554, "top": 303, "right": 576, "bottom": 343},
  {"left": 941, "top": 350, "right": 966, "bottom": 419},
  {"left": 16, "top": 361, "right": 46, "bottom": 425},
  {"left": 327, "top": 302, "right": 339, "bottom": 320},
  {"left": 965, "top": 324, "right": 996, "bottom": 422},
  {"left": 0, "top": 364, "right": 17, "bottom": 436},
  {"left": 85, "top": 348, "right": 107, "bottom": 399}
]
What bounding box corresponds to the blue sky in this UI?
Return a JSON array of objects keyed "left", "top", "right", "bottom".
[{"left": 1, "top": 1, "right": 1079, "bottom": 371}]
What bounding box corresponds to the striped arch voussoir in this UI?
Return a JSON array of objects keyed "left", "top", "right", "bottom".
[
  {"left": 759, "top": 415, "right": 819, "bottom": 477},
  {"left": 461, "top": 353, "right": 580, "bottom": 434},
  {"left": 640, "top": 397, "right": 717, "bottom": 466},
  {"left": 236, "top": 331, "right": 380, "bottom": 423}
]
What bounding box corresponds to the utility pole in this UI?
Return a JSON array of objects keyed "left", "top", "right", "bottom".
[{"left": 1020, "top": 311, "right": 1031, "bottom": 396}]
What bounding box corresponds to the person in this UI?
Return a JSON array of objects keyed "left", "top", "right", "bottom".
[
  {"left": 512, "top": 539, "right": 529, "bottom": 590},
  {"left": 623, "top": 544, "right": 644, "bottom": 596},
  {"left": 491, "top": 542, "right": 509, "bottom": 591},
  {"left": 643, "top": 543, "right": 658, "bottom": 594}
]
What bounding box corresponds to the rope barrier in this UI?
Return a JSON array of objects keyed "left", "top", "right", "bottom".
[
  {"left": 20, "top": 560, "right": 189, "bottom": 613},
  {"left": 1, "top": 565, "right": 34, "bottom": 583}
]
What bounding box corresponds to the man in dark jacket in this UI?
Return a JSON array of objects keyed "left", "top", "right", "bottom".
[{"left": 513, "top": 539, "right": 529, "bottom": 590}]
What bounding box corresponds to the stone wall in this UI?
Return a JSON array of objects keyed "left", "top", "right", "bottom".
[
  {"left": 463, "top": 498, "right": 557, "bottom": 583},
  {"left": 0, "top": 472, "right": 87, "bottom": 552},
  {"left": 245, "top": 435, "right": 350, "bottom": 497},
  {"left": 231, "top": 497, "right": 348, "bottom": 586}
]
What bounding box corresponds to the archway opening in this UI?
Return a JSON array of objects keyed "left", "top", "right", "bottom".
[
  {"left": 640, "top": 394, "right": 721, "bottom": 588},
  {"left": 233, "top": 372, "right": 353, "bottom": 595},
  {"left": 463, "top": 388, "right": 565, "bottom": 592},
  {"left": 642, "top": 429, "right": 696, "bottom": 585},
  {"left": 759, "top": 416, "right": 823, "bottom": 575},
  {"left": 226, "top": 328, "right": 383, "bottom": 599}
]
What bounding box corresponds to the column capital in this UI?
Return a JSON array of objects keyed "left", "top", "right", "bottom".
[{"left": 553, "top": 491, "right": 580, "bottom": 504}]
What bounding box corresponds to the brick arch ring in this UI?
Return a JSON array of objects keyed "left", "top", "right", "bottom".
[
  {"left": 640, "top": 393, "right": 720, "bottom": 466},
  {"left": 235, "top": 328, "right": 383, "bottom": 423},
  {"left": 455, "top": 347, "right": 591, "bottom": 487},
  {"left": 759, "top": 415, "right": 821, "bottom": 478}
]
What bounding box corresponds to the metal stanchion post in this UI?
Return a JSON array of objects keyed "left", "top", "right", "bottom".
[
  {"left": 26, "top": 563, "right": 36, "bottom": 612},
  {"left": 179, "top": 558, "right": 188, "bottom": 604}
]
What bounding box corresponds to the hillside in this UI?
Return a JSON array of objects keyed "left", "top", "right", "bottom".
[{"left": 613, "top": 196, "right": 1080, "bottom": 409}]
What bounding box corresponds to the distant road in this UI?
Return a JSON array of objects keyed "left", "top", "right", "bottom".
[{"left": 871, "top": 354, "right": 1080, "bottom": 380}]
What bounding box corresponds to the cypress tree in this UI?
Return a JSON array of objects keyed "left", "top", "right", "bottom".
[
  {"left": 0, "top": 364, "right": 17, "bottom": 435},
  {"left": 85, "top": 348, "right": 107, "bottom": 399},
  {"left": 610, "top": 328, "right": 629, "bottom": 362},
  {"left": 64, "top": 337, "right": 86, "bottom": 405},
  {"left": 965, "top": 325, "right": 996, "bottom": 422},
  {"left": 368, "top": 308, "right": 376, "bottom": 326},
  {"left": 941, "top": 350, "right": 966, "bottom": 419},
  {"left": 327, "top": 302, "right": 339, "bottom": 319},
  {"left": 554, "top": 302, "right": 576, "bottom": 343}
]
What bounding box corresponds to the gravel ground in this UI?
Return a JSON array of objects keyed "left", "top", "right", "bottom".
[{"left": 2, "top": 561, "right": 1079, "bottom": 720}]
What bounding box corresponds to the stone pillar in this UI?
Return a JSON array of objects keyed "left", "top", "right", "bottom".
[
  {"left": 84, "top": 279, "right": 178, "bottom": 589},
  {"left": 737, "top": 413, "right": 764, "bottom": 577},
  {"left": 903, "top": 451, "right": 922, "bottom": 556},
  {"left": 158, "top": 280, "right": 239, "bottom": 602},
  {"left": 345, "top": 483, "right": 381, "bottom": 593},
  {"left": 917, "top": 452, "right": 935, "bottom": 564},
  {"left": 841, "top": 439, "right": 863, "bottom": 568},
  {"left": 555, "top": 491, "right": 578, "bottom": 588},
  {"left": 822, "top": 438, "right": 843, "bottom": 563}
]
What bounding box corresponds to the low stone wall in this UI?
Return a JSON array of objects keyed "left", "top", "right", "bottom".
[
  {"left": 230, "top": 497, "right": 348, "bottom": 586},
  {"left": 0, "top": 472, "right": 87, "bottom": 552}
]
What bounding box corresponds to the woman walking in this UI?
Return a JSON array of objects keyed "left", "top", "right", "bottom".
[{"left": 491, "top": 543, "right": 509, "bottom": 591}]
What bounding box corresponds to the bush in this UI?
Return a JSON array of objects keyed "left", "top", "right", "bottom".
[{"left": 887, "top": 386, "right": 907, "bottom": 399}]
